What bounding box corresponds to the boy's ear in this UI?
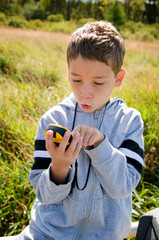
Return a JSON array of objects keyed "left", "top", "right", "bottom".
[{"left": 114, "top": 69, "right": 125, "bottom": 87}]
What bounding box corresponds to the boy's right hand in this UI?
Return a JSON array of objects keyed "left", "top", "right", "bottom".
[{"left": 45, "top": 130, "right": 82, "bottom": 184}]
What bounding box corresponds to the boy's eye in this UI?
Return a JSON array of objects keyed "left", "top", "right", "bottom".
[
  {"left": 72, "top": 79, "right": 81, "bottom": 83},
  {"left": 94, "top": 82, "right": 104, "bottom": 86}
]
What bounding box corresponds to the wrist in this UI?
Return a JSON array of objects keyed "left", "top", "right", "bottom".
[{"left": 50, "top": 164, "right": 70, "bottom": 185}]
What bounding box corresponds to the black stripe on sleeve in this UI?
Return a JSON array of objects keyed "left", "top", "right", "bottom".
[
  {"left": 120, "top": 139, "right": 143, "bottom": 158},
  {"left": 127, "top": 157, "right": 143, "bottom": 174},
  {"left": 32, "top": 157, "right": 51, "bottom": 170},
  {"left": 34, "top": 140, "right": 46, "bottom": 151}
]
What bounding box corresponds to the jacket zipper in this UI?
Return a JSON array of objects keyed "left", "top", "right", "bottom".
[
  {"left": 74, "top": 111, "right": 99, "bottom": 240},
  {"left": 93, "top": 110, "right": 99, "bottom": 128}
]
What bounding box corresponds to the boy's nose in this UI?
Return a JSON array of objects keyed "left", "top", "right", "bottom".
[{"left": 80, "top": 85, "right": 92, "bottom": 98}]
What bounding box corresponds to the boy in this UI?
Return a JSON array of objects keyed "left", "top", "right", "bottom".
[{"left": 18, "top": 21, "right": 144, "bottom": 240}]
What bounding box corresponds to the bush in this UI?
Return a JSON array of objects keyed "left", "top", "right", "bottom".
[
  {"left": 0, "top": 12, "right": 6, "bottom": 22},
  {"left": 78, "top": 18, "right": 96, "bottom": 25},
  {"left": 125, "top": 21, "right": 137, "bottom": 33},
  {"left": 47, "top": 14, "right": 64, "bottom": 22},
  {"left": 134, "top": 30, "right": 155, "bottom": 41},
  {"left": 149, "top": 24, "right": 159, "bottom": 39},
  {"left": 8, "top": 16, "right": 28, "bottom": 28},
  {"left": 28, "top": 19, "right": 43, "bottom": 29},
  {"left": 22, "top": 2, "right": 45, "bottom": 20}
]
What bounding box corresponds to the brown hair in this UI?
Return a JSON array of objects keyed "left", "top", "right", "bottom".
[{"left": 67, "top": 21, "right": 125, "bottom": 75}]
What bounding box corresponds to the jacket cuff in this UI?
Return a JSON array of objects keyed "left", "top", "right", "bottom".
[
  {"left": 43, "top": 165, "right": 74, "bottom": 192},
  {"left": 85, "top": 136, "right": 116, "bottom": 165}
]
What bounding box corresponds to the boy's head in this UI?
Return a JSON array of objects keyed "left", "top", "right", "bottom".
[
  {"left": 67, "top": 21, "right": 126, "bottom": 112},
  {"left": 67, "top": 21, "right": 125, "bottom": 76}
]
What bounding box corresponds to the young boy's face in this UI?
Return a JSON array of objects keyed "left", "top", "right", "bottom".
[{"left": 68, "top": 55, "right": 124, "bottom": 112}]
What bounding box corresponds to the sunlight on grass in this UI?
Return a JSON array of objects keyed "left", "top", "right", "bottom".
[{"left": 0, "top": 28, "right": 159, "bottom": 236}]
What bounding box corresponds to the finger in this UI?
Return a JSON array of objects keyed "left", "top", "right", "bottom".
[
  {"left": 45, "top": 130, "right": 57, "bottom": 155},
  {"left": 82, "top": 132, "right": 92, "bottom": 146},
  {"left": 89, "top": 133, "right": 105, "bottom": 147},
  {"left": 67, "top": 132, "right": 80, "bottom": 153},
  {"left": 72, "top": 136, "right": 83, "bottom": 159},
  {"left": 58, "top": 131, "right": 71, "bottom": 152},
  {"left": 45, "top": 130, "right": 53, "bottom": 149},
  {"left": 87, "top": 134, "right": 97, "bottom": 146},
  {"left": 72, "top": 125, "right": 81, "bottom": 135}
]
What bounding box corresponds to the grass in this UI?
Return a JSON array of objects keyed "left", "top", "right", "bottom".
[{"left": 0, "top": 27, "right": 159, "bottom": 237}]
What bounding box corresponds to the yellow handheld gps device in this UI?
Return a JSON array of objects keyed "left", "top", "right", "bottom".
[{"left": 45, "top": 124, "right": 73, "bottom": 148}]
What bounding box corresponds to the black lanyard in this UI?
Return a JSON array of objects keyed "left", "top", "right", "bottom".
[
  {"left": 71, "top": 101, "right": 109, "bottom": 191},
  {"left": 71, "top": 102, "right": 91, "bottom": 191}
]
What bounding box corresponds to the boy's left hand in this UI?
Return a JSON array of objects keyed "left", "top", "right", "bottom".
[{"left": 72, "top": 125, "right": 105, "bottom": 148}]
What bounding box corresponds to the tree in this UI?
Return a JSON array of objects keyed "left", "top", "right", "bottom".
[
  {"left": 23, "top": 1, "right": 45, "bottom": 20},
  {"left": 145, "top": 0, "right": 158, "bottom": 23},
  {"left": 104, "top": 1, "right": 126, "bottom": 27},
  {"left": 70, "top": 1, "right": 88, "bottom": 21},
  {"left": 130, "top": 0, "right": 145, "bottom": 22},
  {"left": 40, "top": 0, "right": 66, "bottom": 17}
]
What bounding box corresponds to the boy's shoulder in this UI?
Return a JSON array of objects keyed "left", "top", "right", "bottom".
[
  {"left": 43, "top": 93, "right": 75, "bottom": 116},
  {"left": 108, "top": 97, "right": 143, "bottom": 124},
  {"left": 109, "top": 97, "right": 140, "bottom": 113}
]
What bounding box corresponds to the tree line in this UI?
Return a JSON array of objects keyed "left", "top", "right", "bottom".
[{"left": 0, "top": 0, "right": 159, "bottom": 26}]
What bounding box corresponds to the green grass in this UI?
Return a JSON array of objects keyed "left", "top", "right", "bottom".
[{"left": 0, "top": 28, "right": 159, "bottom": 237}]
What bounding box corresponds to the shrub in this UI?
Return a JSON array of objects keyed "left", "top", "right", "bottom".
[
  {"left": 8, "top": 16, "right": 28, "bottom": 28},
  {"left": 134, "top": 30, "right": 155, "bottom": 41},
  {"left": 149, "top": 24, "right": 159, "bottom": 39},
  {"left": 125, "top": 21, "right": 137, "bottom": 33},
  {"left": 22, "top": 2, "right": 45, "bottom": 20},
  {"left": 78, "top": 18, "right": 96, "bottom": 25},
  {"left": 0, "top": 12, "right": 6, "bottom": 22},
  {"left": 47, "top": 14, "right": 64, "bottom": 22},
  {"left": 136, "top": 21, "right": 145, "bottom": 30},
  {"left": 28, "top": 19, "right": 43, "bottom": 29}
]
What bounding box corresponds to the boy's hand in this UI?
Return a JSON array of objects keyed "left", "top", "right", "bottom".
[
  {"left": 72, "top": 125, "right": 105, "bottom": 148},
  {"left": 45, "top": 130, "right": 82, "bottom": 184}
]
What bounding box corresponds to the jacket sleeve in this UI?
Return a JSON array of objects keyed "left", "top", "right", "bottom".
[
  {"left": 85, "top": 113, "right": 144, "bottom": 199},
  {"left": 29, "top": 111, "right": 74, "bottom": 205}
]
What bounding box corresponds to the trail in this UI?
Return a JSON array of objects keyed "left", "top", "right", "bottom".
[
  {"left": 0, "top": 26, "right": 159, "bottom": 52},
  {"left": 0, "top": 27, "right": 70, "bottom": 44}
]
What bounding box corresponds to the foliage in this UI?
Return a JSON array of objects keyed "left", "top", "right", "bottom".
[
  {"left": 8, "top": 16, "right": 28, "bottom": 28},
  {"left": 47, "top": 14, "right": 64, "bottom": 22},
  {"left": 120, "top": 21, "right": 159, "bottom": 41},
  {"left": 0, "top": 0, "right": 159, "bottom": 24},
  {"left": 0, "top": 12, "right": 6, "bottom": 21},
  {"left": 103, "top": 1, "right": 126, "bottom": 27},
  {"left": 22, "top": 1, "right": 45, "bottom": 20}
]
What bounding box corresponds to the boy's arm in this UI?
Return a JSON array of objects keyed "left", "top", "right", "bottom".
[
  {"left": 85, "top": 114, "right": 144, "bottom": 199},
  {"left": 29, "top": 117, "right": 76, "bottom": 205}
]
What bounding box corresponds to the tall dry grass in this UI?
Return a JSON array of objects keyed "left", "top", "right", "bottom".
[{"left": 0, "top": 27, "right": 159, "bottom": 236}]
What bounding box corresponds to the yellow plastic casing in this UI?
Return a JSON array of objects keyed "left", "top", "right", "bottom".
[{"left": 45, "top": 124, "right": 73, "bottom": 146}]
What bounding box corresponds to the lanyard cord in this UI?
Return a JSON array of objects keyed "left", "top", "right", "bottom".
[
  {"left": 71, "top": 102, "right": 91, "bottom": 191},
  {"left": 71, "top": 101, "right": 109, "bottom": 191}
]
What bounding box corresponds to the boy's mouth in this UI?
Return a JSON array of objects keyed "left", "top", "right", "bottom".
[{"left": 81, "top": 104, "right": 91, "bottom": 110}]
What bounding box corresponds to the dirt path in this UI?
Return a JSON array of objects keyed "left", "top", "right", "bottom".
[
  {"left": 0, "top": 26, "right": 159, "bottom": 52},
  {"left": 0, "top": 26, "right": 71, "bottom": 43}
]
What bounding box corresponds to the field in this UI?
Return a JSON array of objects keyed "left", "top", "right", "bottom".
[{"left": 0, "top": 27, "right": 159, "bottom": 237}]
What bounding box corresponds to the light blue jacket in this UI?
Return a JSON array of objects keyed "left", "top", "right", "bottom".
[{"left": 29, "top": 93, "right": 144, "bottom": 240}]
